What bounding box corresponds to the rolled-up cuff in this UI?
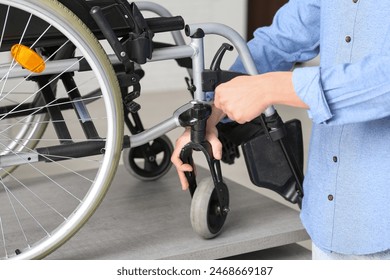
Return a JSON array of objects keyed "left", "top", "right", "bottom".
[{"left": 292, "top": 66, "right": 333, "bottom": 124}]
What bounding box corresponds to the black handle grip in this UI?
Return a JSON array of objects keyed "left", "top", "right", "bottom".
[{"left": 145, "top": 16, "right": 185, "bottom": 33}]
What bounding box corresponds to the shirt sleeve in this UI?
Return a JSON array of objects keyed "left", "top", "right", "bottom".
[
  {"left": 230, "top": 0, "right": 321, "bottom": 74},
  {"left": 293, "top": 54, "right": 390, "bottom": 125}
]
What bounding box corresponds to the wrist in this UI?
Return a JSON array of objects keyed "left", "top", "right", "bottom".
[{"left": 264, "top": 72, "right": 308, "bottom": 109}]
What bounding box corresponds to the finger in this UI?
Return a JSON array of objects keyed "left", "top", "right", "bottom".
[
  {"left": 214, "top": 98, "right": 221, "bottom": 110},
  {"left": 170, "top": 145, "right": 185, "bottom": 168},
  {"left": 171, "top": 152, "right": 193, "bottom": 188},
  {"left": 178, "top": 163, "right": 193, "bottom": 172},
  {"left": 171, "top": 152, "right": 192, "bottom": 172},
  {"left": 214, "top": 89, "right": 222, "bottom": 109},
  {"left": 207, "top": 136, "right": 222, "bottom": 160},
  {"left": 173, "top": 162, "right": 193, "bottom": 190},
  {"left": 178, "top": 169, "right": 189, "bottom": 190}
]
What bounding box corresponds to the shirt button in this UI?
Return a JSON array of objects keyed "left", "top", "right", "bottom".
[
  {"left": 328, "top": 194, "right": 334, "bottom": 201},
  {"left": 333, "top": 156, "right": 338, "bottom": 162},
  {"left": 352, "top": 0, "right": 358, "bottom": 3},
  {"left": 345, "top": 36, "right": 352, "bottom": 43}
]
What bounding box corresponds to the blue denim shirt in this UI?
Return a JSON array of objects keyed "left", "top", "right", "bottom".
[{"left": 232, "top": 0, "right": 390, "bottom": 254}]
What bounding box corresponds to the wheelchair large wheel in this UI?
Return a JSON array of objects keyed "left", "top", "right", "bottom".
[
  {"left": 122, "top": 135, "right": 173, "bottom": 181},
  {"left": 0, "top": 0, "right": 123, "bottom": 259},
  {"left": 190, "top": 177, "right": 228, "bottom": 239}
]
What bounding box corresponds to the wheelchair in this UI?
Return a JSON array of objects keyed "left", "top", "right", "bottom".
[{"left": 0, "top": 0, "right": 304, "bottom": 259}]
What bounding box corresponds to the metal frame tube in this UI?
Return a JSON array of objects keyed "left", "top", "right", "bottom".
[
  {"left": 146, "top": 45, "right": 194, "bottom": 62},
  {"left": 186, "top": 23, "right": 258, "bottom": 75},
  {"left": 186, "top": 23, "right": 276, "bottom": 116},
  {"left": 129, "top": 102, "right": 192, "bottom": 148},
  {"left": 190, "top": 37, "right": 205, "bottom": 101},
  {"left": 0, "top": 58, "right": 81, "bottom": 78},
  {"left": 130, "top": 116, "right": 178, "bottom": 147}
]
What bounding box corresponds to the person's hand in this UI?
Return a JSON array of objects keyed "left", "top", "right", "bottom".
[
  {"left": 214, "top": 75, "right": 271, "bottom": 124},
  {"left": 214, "top": 72, "right": 308, "bottom": 124},
  {"left": 171, "top": 125, "right": 222, "bottom": 190}
]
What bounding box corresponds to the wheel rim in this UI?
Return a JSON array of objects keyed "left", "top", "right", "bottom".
[{"left": 0, "top": 0, "right": 123, "bottom": 259}]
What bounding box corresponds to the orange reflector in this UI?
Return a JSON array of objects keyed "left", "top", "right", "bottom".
[{"left": 11, "top": 44, "right": 45, "bottom": 73}]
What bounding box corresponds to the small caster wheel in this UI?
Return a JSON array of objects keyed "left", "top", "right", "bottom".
[
  {"left": 123, "top": 135, "right": 173, "bottom": 181},
  {"left": 190, "top": 177, "right": 229, "bottom": 239}
]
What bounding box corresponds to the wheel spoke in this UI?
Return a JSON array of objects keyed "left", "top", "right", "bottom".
[
  {"left": 130, "top": 146, "right": 144, "bottom": 159},
  {"left": 150, "top": 140, "right": 165, "bottom": 154},
  {"left": 143, "top": 157, "right": 159, "bottom": 172}
]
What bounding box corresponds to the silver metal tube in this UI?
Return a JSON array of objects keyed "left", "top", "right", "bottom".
[
  {"left": 190, "top": 37, "right": 205, "bottom": 101},
  {"left": 149, "top": 45, "right": 194, "bottom": 62},
  {"left": 0, "top": 152, "right": 39, "bottom": 168},
  {"left": 186, "top": 23, "right": 257, "bottom": 75},
  {"left": 0, "top": 58, "right": 80, "bottom": 79},
  {"left": 129, "top": 102, "right": 193, "bottom": 147},
  {"left": 186, "top": 23, "right": 276, "bottom": 116},
  {"left": 130, "top": 117, "right": 178, "bottom": 148}
]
